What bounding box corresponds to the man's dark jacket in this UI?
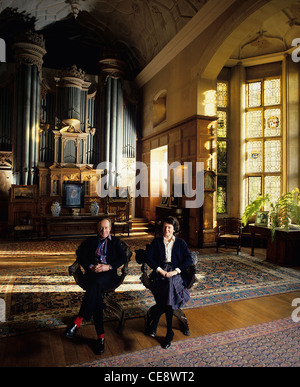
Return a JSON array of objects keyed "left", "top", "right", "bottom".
[{"left": 76, "top": 235, "right": 127, "bottom": 272}]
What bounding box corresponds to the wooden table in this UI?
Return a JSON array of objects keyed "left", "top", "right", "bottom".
[
  {"left": 41, "top": 213, "right": 117, "bottom": 239},
  {"left": 249, "top": 224, "right": 300, "bottom": 266}
]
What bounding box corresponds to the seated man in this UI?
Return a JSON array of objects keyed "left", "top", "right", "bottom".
[{"left": 64, "top": 216, "right": 127, "bottom": 355}]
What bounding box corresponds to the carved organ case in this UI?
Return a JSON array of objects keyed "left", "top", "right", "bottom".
[{"left": 39, "top": 65, "right": 99, "bottom": 210}]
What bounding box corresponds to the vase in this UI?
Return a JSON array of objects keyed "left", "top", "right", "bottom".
[
  {"left": 51, "top": 201, "right": 61, "bottom": 216},
  {"left": 90, "top": 201, "right": 99, "bottom": 216}
]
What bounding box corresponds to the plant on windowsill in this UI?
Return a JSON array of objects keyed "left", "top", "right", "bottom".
[{"left": 241, "top": 188, "right": 300, "bottom": 241}]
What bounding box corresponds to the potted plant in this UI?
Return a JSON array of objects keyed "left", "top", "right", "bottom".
[{"left": 241, "top": 188, "right": 300, "bottom": 240}]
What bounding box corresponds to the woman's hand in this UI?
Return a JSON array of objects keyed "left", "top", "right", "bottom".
[
  {"left": 157, "top": 268, "right": 178, "bottom": 278},
  {"left": 165, "top": 270, "right": 178, "bottom": 278}
]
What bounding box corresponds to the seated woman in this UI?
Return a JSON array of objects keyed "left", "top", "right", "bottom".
[{"left": 145, "top": 216, "right": 193, "bottom": 349}]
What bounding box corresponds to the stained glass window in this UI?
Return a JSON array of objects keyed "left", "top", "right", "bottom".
[
  {"left": 264, "top": 140, "right": 281, "bottom": 172},
  {"left": 217, "top": 140, "right": 227, "bottom": 173},
  {"left": 245, "top": 76, "right": 282, "bottom": 207},
  {"left": 246, "top": 110, "right": 262, "bottom": 138},
  {"left": 264, "top": 108, "right": 281, "bottom": 137},
  {"left": 264, "top": 175, "right": 281, "bottom": 207},
  {"left": 217, "top": 110, "right": 227, "bottom": 138},
  {"left": 217, "top": 175, "right": 227, "bottom": 214},
  {"left": 248, "top": 176, "right": 262, "bottom": 204},
  {"left": 247, "top": 82, "right": 262, "bottom": 107},
  {"left": 264, "top": 79, "right": 281, "bottom": 106},
  {"left": 217, "top": 82, "right": 228, "bottom": 108},
  {"left": 246, "top": 141, "right": 263, "bottom": 173},
  {"left": 217, "top": 81, "right": 229, "bottom": 214}
]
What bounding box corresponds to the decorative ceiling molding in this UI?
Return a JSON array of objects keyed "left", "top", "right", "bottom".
[
  {"left": 134, "top": 0, "right": 236, "bottom": 87},
  {"left": 201, "top": 0, "right": 297, "bottom": 80},
  {"left": 0, "top": 0, "right": 209, "bottom": 77}
]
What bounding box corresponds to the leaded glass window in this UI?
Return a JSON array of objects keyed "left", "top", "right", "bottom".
[
  {"left": 264, "top": 108, "right": 281, "bottom": 137},
  {"left": 247, "top": 82, "right": 262, "bottom": 107},
  {"left": 264, "top": 79, "right": 281, "bottom": 106},
  {"left": 217, "top": 110, "right": 227, "bottom": 138},
  {"left": 217, "top": 140, "right": 227, "bottom": 173},
  {"left": 264, "top": 140, "right": 281, "bottom": 172},
  {"left": 245, "top": 76, "right": 282, "bottom": 207},
  {"left": 246, "top": 110, "right": 262, "bottom": 138},
  {"left": 246, "top": 141, "right": 263, "bottom": 173},
  {"left": 248, "top": 176, "right": 262, "bottom": 204},
  {"left": 217, "top": 82, "right": 228, "bottom": 108},
  {"left": 217, "top": 81, "right": 229, "bottom": 214},
  {"left": 217, "top": 175, "right": 227, "bottom": 214},
  {"left": 264, "top": 175, "right": 281, "bottom": 206}
]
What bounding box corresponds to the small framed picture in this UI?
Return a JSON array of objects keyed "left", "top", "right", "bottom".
[
  {"left": 169, "top": 196, "right": 179, "bottom": 207},
  {"left": 204, "top": 170, "right": 216, "bottom": 190},
  {"left": 160, "top": 197, "right": 169, "bottom": 206},
  {"left": 255, "top": 211, "right": 269, "bottom": 226}
]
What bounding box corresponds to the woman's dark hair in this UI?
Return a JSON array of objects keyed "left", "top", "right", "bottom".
[{"left": 162, "top": 216, "right": 180, "bottom": 233}]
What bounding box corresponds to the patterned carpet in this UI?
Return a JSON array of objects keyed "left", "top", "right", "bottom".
[
  {"left": 70, "top": 318, "right": 300, "bottom": 367},
  {"left": 0, "top": 236, "right": 152, "bottom": 257},
  {"left": 1, "top": 237, "right": 300, "bottom": 337}
]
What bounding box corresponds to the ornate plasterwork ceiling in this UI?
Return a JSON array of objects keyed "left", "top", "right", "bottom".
[
  {"left": 229, "top": 1, "right": 300, "bottom": 62},
  {"left": 0, "top": 0, "right": 208, "bottom": 77}
]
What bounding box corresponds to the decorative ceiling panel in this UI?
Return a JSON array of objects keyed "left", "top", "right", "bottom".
[{"left": 0, "top": 0, "right": 208, "bottom": 76}]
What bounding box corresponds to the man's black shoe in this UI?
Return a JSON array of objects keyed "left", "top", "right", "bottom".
[
  {"left": 161, "top": 331, "right": 174, "bottom": 349},
  {"left": 146, "top": 322, "right": 156, "bottom": 337},
  {"left": 64, "top": 323, "right": 79, "bottom": 339},
  {"left": 94, "top": 338, "right": 105, "bottom": 355}
]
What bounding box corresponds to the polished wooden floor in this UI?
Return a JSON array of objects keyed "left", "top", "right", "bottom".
[{"left": 0, "top": 244, "right": 299, "bottom": 367}]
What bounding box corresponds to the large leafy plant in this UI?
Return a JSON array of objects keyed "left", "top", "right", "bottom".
[
  {"left": 241, "top": 195, "right": 270, "bottom": 226},
  {"left": 241, "top": 188, "right": 300, "bottom": 241}
]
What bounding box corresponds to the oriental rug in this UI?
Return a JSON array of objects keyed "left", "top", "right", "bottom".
[
  {"left": 70, "top": 318, "right": 300, "bottom": 367},
  {"left": 1, "top": 239, "right": 300, "bottom": 337}
]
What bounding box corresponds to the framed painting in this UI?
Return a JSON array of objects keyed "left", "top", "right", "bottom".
[
  {"left": 11, "top": 185, "right": 37, "bottom": 202},
  {"left": 62, "top": 181, "right": 84, "bottom": 208}
]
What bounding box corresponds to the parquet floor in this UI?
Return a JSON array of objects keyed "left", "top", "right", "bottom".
[{"left": 0, "top": 245, "right": 299, "bottom": 367}]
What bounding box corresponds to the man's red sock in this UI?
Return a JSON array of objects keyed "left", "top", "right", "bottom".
[
  {"left": 74, "top": 316, "right": 84, "bottom": 328},
  {"left": 98, "top": 333, "right": 105, "bottom": 340}
]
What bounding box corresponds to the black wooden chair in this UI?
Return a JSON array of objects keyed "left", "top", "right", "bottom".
[
  {"left": 68, "top": 240, "right": 132, "bottom": 333},
  {"left": 135, "top": 245, "right": 198, "bottom": 336},
  {"left": 216, "top": 217, "right": 243, "bottom": 255},
  {"left": 112, "top": 209, "right": 130, "bottom": 236},
  {"left": 13, "top": 211, "right": 34, "bottom": 240}
]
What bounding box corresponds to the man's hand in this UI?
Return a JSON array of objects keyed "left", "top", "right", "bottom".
[{"left": 90, "top": 264, "right": 111, "bottom": 273}]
